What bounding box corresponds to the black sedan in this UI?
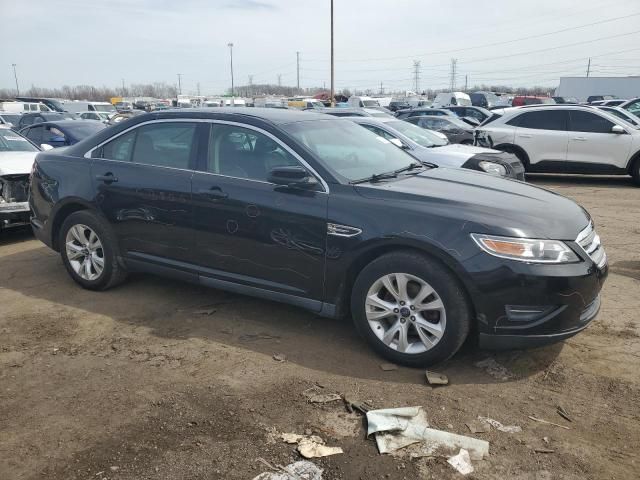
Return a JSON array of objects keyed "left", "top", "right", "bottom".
[
  {"left": 30, "top": 108, "right": 606, "bottom": 365},
  {"left": 20, "top": 120, "right": 106, "bottom": 149},
  {"left": 404, "top": 115, "right": 475, "bottom": 144},
  {"left": 17, "top": 112, "right": 77, "bottom": 130}
]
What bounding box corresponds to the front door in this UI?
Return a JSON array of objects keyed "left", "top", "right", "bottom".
[
  {"left": 566, "top": 110, "right": 632, "bottom": 169},
  {"left": 191, "top": 122, "right": 328, "bottom": 303},
  {"left": 90, "top": 121, "right": 201, "bottom": 263}
]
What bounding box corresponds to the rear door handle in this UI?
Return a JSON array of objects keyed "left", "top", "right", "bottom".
[
  {"left": 518, "top": 134, "right": 532, "bottom": 138},
  {"left": 95, "top": 173, "right": 118, "bottom": 183},
  {"left": 572, "top": 137, "right": 587, "bottom": 141},
  {"left": 198, "top": 186, "right": 228, "bottom": 200}
]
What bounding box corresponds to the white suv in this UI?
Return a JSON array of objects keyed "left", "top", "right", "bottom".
[{"left": 475, "top": 105, "right": 640, "bottom": 185}]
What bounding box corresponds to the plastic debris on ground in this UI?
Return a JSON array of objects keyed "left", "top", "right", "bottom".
[
  {"left": 379, "top": 363, "right": 398, "bottom": 371},
  {"left": 365, "top": 406, "right": 489, "bottom": 460},
  {"left": 447, "top": 448, "right": 474, "bottom": 475},
  {"left": 474, "top": 357, "right": 514, "bottom": 380},
  {"left": 344, "top": 396, "right": 374, "bottom": 414},
  {"left": 302, "top": 386, "right": 342, "bottom": 404},
  {"left": 272, "top": 353, "right": 287, "bottom": 362},
  {"left": 280, "top": 433, "right": 343, "bottom": 458},
  {"left": 465, "top": 420, "right": 491, "bottom": 434},
  {"left": 253, "top": 459, "right": 323, "bottom": 480},
  {"left": 478, "top": 416, "right": 522, "bottom": 433},
  {"left": 425, "top": 370, "right": 449, "bottom": 385}
]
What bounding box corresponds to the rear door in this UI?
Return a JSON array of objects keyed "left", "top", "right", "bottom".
[
  {"left": 566, "top": 110, "right": 632, "bottom": 169},
  {"left": 512, "top": 110, "right": 568, "bottom": 165},
  {"left": 90, "top": 120, "right": 201, "bottom": 263}
]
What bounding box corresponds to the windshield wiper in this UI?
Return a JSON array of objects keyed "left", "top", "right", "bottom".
[
  {"left": 349, "top": 162, "right": 427, "bottom": 185},
  {"left": 350, "top": 171, "right": 399, "bottom": 184}
]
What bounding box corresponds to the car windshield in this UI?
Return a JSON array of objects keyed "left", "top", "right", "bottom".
[
  {"left": 0, "top": 129, "right": 38, "bottom": 152},
  {"left": 94, "top": 104, "right": 116, "bottom": 112},
  {"left": 386, "top": 120, "right": 448, "bottom": 147},
  {"left": 283, "top": 119, "right": 418, "bottom": 182},
  {"left": 439, "top": 116, "right": 470, "bottom": 129},
  {"left": 368, "top": 111, "right": 392, "bottom": 118},
  {"left": 362, "top": 100, "right": 380, "bottom": 107},
  {"left": 48, "top": 99, "right": 65, "bottom": 111},
  {"left": 601, "top": 108, "right": 639, "bottom": 127},
  {"left": 64, "top": 122, "right": 106, "bottom": 138}
]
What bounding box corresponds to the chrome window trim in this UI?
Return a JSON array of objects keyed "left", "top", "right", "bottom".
[{"left": 84, "top": 117, "right": 330, "bottom": 193}]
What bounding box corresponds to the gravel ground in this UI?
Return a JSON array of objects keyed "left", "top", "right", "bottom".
[{"left": 1, "top": 174, "right": 638, "bottom": 480}]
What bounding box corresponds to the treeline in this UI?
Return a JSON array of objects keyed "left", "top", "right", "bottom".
[{"left": 0, "top": 83, "right": 178, "bottom": 101}]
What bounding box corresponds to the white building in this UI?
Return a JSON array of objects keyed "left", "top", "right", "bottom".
[{"left": 555, "top": 76, "right": 640, "bottom": 102}]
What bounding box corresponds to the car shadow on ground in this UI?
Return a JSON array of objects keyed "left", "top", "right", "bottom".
[
  {"left": 527, "top": 173, "right": 635, "bottom": 188},
  {"left": 0, "top": 241, "right": 564, "bottom": 386}
]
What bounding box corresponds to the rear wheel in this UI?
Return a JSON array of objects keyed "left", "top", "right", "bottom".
[
  {"left": 59, "top": 211, "right": 127, "bottom": 290},
  {"left": 351, "top": 251, "right": 471, "bottom": 366}
]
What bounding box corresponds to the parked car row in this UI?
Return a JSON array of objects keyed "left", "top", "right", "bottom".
[{"left": 25, "top": 107, "right": 607, "bottom": 366}]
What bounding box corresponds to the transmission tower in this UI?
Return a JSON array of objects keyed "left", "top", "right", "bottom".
[
  {"left": 412, "top": 60, "right": 421, "bottom": 93},
  {"left": 450, "top": 58, "right": 458, "bottom": 91}
]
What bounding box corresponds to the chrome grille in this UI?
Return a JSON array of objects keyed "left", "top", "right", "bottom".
[{"left": 576, "top": 222, "right": 606, "bottom": 269}]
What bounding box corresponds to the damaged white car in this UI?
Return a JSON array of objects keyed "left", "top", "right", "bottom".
[{"left": 0, "top": 126, "right": 39, "bottom": 230}]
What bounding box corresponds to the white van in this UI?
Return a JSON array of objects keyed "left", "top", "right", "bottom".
[
  {"left": 224, "top": 98, "right": 247, "bottom": 107},
  {"left": 0, "top": 101, "right": 51, "bottom": 113},
  {"left": 431, "top": 92, "right": 472, "bottom": 108},
  {"left": 63, "top": 101, "right": 116, "bottom": 116},
  {"left": 348, "top": 96, "right": 381, "bottom": 108}
]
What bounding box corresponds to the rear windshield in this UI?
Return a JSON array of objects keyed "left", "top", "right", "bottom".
[
  {"left": 0, "top": 129, "right": 38, "bottom": 152},
  {"left": 64, "top": 122, "right": 106, "bottom": 138}
]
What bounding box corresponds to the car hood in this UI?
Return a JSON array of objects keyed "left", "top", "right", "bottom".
[
  {"left": 0, "top": 151, "right": 38, "bottom": 175},
  {"left": 410, "top": 143, "right": 515, "bottom": 169},
  {"left": 355, "top": 167, "right": 589, "bottom": 240},
  {"left": 428, "top": 143, "right": 502, "bottom": 160}
]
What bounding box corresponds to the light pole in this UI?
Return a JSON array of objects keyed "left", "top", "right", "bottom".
[
  {"left": 330, "top": 0, "right": 335, "bottom": 107},
  {"left": 12, "top": 64, "right": 20, "bottom": 96},
  {"left": 228, "top": 42, "right": 235, "bottom": 97},
  {"left": 177, "top": 73, "right": 183, "bottom": 95}
]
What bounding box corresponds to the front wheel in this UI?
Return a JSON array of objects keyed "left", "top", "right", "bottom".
[
  {"left": 351, "top": 251, "right": 471, "bottom": 366},
  {"left": 631, "top": 157, "right": 640, "bottom": 186},
  {"left": 59, "top": 210, "right": 127, "bottom": 290}
]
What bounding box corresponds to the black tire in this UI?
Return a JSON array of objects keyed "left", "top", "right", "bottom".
[
  {"left": 59, "top": 210, "right": 127, "bottom": 290},
  {"left": 351, "top": 250, "right": 471, "bottom": 366},
  {"left": 631, "top": 157, "right": 640, "bottom": 186}
]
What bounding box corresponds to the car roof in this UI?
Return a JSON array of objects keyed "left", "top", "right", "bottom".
[{"left": 156, "top": 107, "right": 332, "bottom": 124}]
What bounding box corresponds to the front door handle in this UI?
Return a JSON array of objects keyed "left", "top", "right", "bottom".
[
  {"left": 518, "top": 134, "right": 532, "bottom": 138},
  {"left": 198, "top": 186, "right": 228, "bottom": 200},
  {"left": 572, "top": 137, "right": 587, "bottom": 141},
  {"left": 95, "top": 173, "right": 118, "bottom": 184}
]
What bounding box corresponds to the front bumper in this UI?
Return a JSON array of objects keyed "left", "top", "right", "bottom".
[
  {"left": 0, "top": 202, "right": 31, "bottom": 226},
  {"left": 479, "top": 294, "right": 601, "bottom": 349},
  {"left": 466, "top": 235, "right": 608, "bottom": 349}
]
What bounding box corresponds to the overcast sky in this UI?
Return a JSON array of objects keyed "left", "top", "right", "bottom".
[{"left": 2, "top": 0, "right": 640, "bottom": 95}]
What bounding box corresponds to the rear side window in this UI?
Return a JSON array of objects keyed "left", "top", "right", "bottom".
[
  {"left": 97, "top": 122, "right": 196, "bottom": 169},
  {"left": 25, "top": 126, "right": 43, "bottom": 144},
  {"left": 568, "top": 111, "right": 615, "bottom": 133},
  {"left": 513, "top": 111, "right": 566, "bottom": 131}
]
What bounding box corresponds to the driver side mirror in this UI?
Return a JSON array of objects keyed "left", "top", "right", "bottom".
[
  {"left": 40, "top": 144, "right": 54, "bottom": 151},
  {"left": 268, "top": 166, "right": 319, "bottom": 189},
  {"left": 388, "top": 138, "right": 408, "bottom": 149},
  {"left": 611, "top": 125, "right": 625, "bottom": 134}
]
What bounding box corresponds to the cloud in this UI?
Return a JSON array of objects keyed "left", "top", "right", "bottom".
[{"left": 223, "top": 0, "right": 277, "bottom": 10}]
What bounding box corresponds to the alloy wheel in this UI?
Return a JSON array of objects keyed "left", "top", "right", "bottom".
[
  {"left": 365, "top": 272, "right": 446, "bottom": 354},
  {"left": 65, "top": 224, "right": 105, "bottom": 281}
]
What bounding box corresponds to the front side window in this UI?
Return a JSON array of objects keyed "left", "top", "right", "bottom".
[
  {"left": 207, "top": 124, "right": 300, "bottom": 182},
  {"left": 283, "top": 119, "right": 416, "bottom": 182},
  {"left": 515, "top": 111, "right": 567, "bottom": 131},
  {"left": 100, "top": 129, "right": 136, "bottom": 161},
  {"left": 568, "top": 111, "right": 616, "bottom": 133}
]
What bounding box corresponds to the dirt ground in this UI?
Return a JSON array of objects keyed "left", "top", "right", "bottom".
[{"left": 1, "top": 174, "right": 638, "bottom": 480}]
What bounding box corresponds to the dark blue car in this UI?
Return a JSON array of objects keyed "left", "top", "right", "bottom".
[{"left": 20, "top": 120, "right": 106, "bottom": 149}]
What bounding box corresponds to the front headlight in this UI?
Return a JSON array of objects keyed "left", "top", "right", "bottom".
[
  {"left": 478, "top": 161, "right": 507, "bottom": 176},
  {"left": 471, "top": 234, "right": 580, "bottom": 263}
]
